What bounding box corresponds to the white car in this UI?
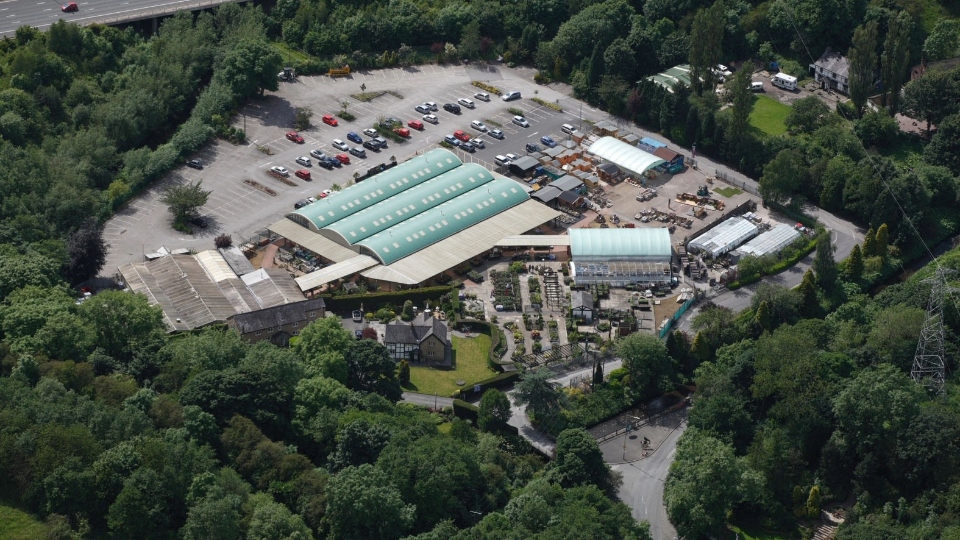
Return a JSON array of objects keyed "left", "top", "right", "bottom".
[
  {"left": 295, "top": 156, "right": 311, "bottom": 167},
  {"left": 415, "top": 104, "right": 431, "bottom": 114},
  {"left": 473, "top": 138, "right": 485, "bottom": 149},
  {"left": 502, "top": 91, "right": 521, "bottom": 101},
  {"left": 505, "top": 153, "right": 520, "bottom": 162},
  {"left": 332, "top": 139, "right": 349, "bottom": 151},
  {"left": 470, "top": 120, "right": 487, "bottom": 132},
  {"left": 425, "top": 101, "right": 438, "bottom": 111},
  {"left": 458, "top": 97, "right": 475, "bottom": 109},
  {"left": 363, "top": 128, "right": 378, "bottom": 137},
  {"left": 270, "top": 166, "right": 289, "bottom": 176},
  {"left": 512, "top": 115, "right": 530, "bottom": 128},
  {"left": 423, "top": 114, "right": 439, "bottom": 124},
  {"left": 321, "top": 189, "right": 333, "bottom": 196},
  {"left": 474, "top": 92, "right": 490, "bottom": 102},
  {"left": 309, "top": 148, "right": 326, "bottom": 160}
]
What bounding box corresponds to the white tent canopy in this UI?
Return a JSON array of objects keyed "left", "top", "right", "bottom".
[
  {"left": 587, "top": 137, "right": 667, "bottom": 176},
  {"left": 689, "top": 217, "right": 759, "bottom": 258}
]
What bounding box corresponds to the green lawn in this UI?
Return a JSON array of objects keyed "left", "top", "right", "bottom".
[
  {"left": 404, "top": 334, "right": 497, "bottom": 397},
  {"left": 749, "top": 95, "right": 791, "bottom": 136},
  {"left": 0, "top": 505, "right": 46, "bottom": 540},
  {"left": 730, "top": 523, "right": 798, "bottom": 540},
  {"left": 713, "top": 186, "right": 742, "bottom": 197}
]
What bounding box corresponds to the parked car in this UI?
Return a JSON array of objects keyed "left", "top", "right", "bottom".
[
  {"left": 423, "top": 114, "right": 439, "bottom": 124},
  {"left": 505, "top": 153, "right": 520, "bottom": 162},
  {"left": 332, "top": 139, "right": 349, "bottom": 151},
  {"left": 474, "top": 92, "right": 490, "bottom": 102},
  {"left": 286, "top": 131, "right": 305, "bottom": 143},
  {"left": 470, "top": 120, "right": 487, "bottom": 132},
  {"left": 295, "top": 156, "right": 311, "bottom": 167},
  {"left": 189, "top": 216, "right": 207, "bottom": 228},
  {"left": 443, "top": 135, "right": 461, "bottom": 147},
  {"left": 61, "top": 2, "right": 78, "bottom": 11},
  {"left": 363, "top": 140, "right": 381, "bottom": 151},
  {"left": 494, "top": 155, "right": 511, "bottom": 167},
  {"left": 310, "top": 149, "right": 326, "bottom": 160},
  {"left": 335, "top": 153, "right": 350, "bottom": 164},
  {"left": 186, "top": 159, "right": 203, "bottom": 170},
  {"left": 294, "top": 199, "right": 311, "bottom": 209},
  {"left": 453, "top": 130, "right": 471, "bottom": 142},
  {"left": 408, "top": 119, "right": 424, "bottom": 130},
  {"left": 561, "top": 123, "right": 576, "bottom": 134},
  {"left": 525, "top": 143, "right": 541, "bottom": 153},
  {"left": 295, "top": 169, "right": 312, "bottom": 180},
  {"left": 425, "top": 101, "right": 438, "bottom": 111},
  {"left": 349, "top": 147, "right": 367, "bottom": 158},
  {"left": 383, "top": 117, "right": 402, "bottom": 128},
  {"left": 457, "top": 98, "right": 475, "bottom": 109},
  {"left": 347, "top": 131, "right": 363, "bottom": 144},
  {"left": 322, "top": 114, "right": 339, "bottom": 126},
  {"left": 373, "top": 136, "right": 388, "bottom": 148},
  {"left": 461, "top": 141, "right": 476, "bottom": 153},
  {"left": 512, "top": 116, "right": 530, "bottom": 127},
  {"left": 489, "top": 128, "right": 504, "bottom": 140},
  {"left": 415, "top": 104, "right": 432, "bottom": 114},
  {"left": 750, "top": 81, "right": 765, "bottom": 92},
  {"left": 394, "top": 127, "right": 411, "bottom": 137},
  {"left": 540, "top": 136, "right": 557, "bottom": 148},
  {"left": 270, "top": 166, "right": 290, "bottom": 176},
  {"left": 363, "top": 128, "right": 378, "bottom": 137},
  {"left": 321, "top": 189, "right": 333, "bottom": 197},
  {"left": 473, "top": 138, "right": 485, "bottom": 149},
  {"left": 317, "top": 158, "right": 335, "bottom": 170},
  {"left": 502, "top": 91, "right": 521, "bottom": 101},
  {"left": 443, "top": 103, "right": 461, "bottom": 114}
]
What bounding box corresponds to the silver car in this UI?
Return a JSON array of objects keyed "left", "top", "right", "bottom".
[{"left": 512, "top": 116, "right": 530, "bottom": 128}]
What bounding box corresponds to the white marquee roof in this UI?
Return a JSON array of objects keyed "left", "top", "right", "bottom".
[{"left": 587, "top": 136, "right": 667, "bottom": 176}]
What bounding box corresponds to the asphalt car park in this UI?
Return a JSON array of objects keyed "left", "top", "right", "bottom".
[{"left": 101, "top": 62, "right": 606, "bottom": 274}]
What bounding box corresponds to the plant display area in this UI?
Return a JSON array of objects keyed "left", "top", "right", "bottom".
[{"left": 490, "top": 270, "right": 522, "bottom": 311}]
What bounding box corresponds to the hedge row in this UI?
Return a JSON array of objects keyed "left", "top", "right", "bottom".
[
  {"left": 727, "top": 237, "right": 817, "bottom": 289},
  {"left": 320, "top": 286, "right": 453, "bottom": 314},
  {"left": 452, "top": 399, "right": 479, "bottom": 422},
  {"left": 471, "top": 81, "right": 503, "bottom": 96},
  {"left": 531, "top": 97, "right": 562, "bottom": 112},
  {"left": 452, "top": 371, "right": 520, "bottom": 399}
]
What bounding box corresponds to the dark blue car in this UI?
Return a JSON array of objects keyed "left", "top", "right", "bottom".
[{"left": 346, "top": 131, "right": 363, "bottom": 144}]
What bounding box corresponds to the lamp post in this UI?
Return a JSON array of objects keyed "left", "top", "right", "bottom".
[{"left": 622, "top": 415, "right": 644, "bottom": 460}]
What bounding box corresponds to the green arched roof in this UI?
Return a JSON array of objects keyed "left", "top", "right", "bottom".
[
  {"left": 287, "top": 149, "right": 462, "bottom": 231},
  {"left": 357, "top": 177, "right": 529, "bottom": 265},
  {"left": 321, "top": 163, "right": 498, "bottom": 244}
]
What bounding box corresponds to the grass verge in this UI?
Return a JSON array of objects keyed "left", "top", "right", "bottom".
[
  {"left": 405, "top": 334, "right": 497, "bottom": 396},
  {"left": 749, "top": 95, "right": 791, "bottom": 136},
  {"left": 713, "top": 186, "right": 742, "bottom": 197},
  {"left": 0, "top": 505, "right": 47, "bottom": 540}
]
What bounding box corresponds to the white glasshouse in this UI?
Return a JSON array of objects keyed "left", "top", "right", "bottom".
[
  {"left": 736, "top": 224, "right": 802, "bottom": 258},
  {"left": 688, "top": 217, "right": 759, "bottom": 258}
]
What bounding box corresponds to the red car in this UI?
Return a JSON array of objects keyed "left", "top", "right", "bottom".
[
  {"left": 394, "top": 127, "right": 411, "bottom": 138},
  {"left": 322, "top": 114, "right": 338, "bottom": 127},
  {"left": 407, "top": 120, "right": 424, "bottom": 130},
  {"left": 453, "top": 130, "right": 471, "bottom": 142},
  {"left": 61, "top": 2, "right": 78, "bottom": 11},
  {"left": 295, "top": 169, "right": 312, "bottom": 180},
  {"left": 335, "top": 153, "right": 350, "bottom": 164},
  {"left": 286, "top": 131, "right": 305, "bottom": 144}
]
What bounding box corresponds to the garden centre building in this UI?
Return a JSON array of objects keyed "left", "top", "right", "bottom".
[
  {"left": 568, "top": 228, "right": 674, "bottom": 286},
  {"left": 270, "top": 149, "right": 560, "bottom": 291}
]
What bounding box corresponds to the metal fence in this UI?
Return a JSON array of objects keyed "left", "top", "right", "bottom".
[
  {"left": 657, "top": 295, "right": 697, "bottom": 339},
  {"left": 714, "top": 169, "right": 761, "bottom": 197}
]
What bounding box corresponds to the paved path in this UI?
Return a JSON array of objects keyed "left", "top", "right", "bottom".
[{"left": 401, "top": 392, "right": 453, "bottom": 409}]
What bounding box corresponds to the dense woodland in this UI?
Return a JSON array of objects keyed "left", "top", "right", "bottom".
[{"left": 2, "top": 0, "right": 960, "bottom": 537}]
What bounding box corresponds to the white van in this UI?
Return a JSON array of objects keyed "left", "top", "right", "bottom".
[
  {"left": 771, "top": 73, "right": 797, "bottom": 91},
  {"left": 494, "top": 155, "right": 511, "bottom": 167},
  {"left": 561, "top": 123, "right": 576, "bottom": 134},
  {"left": 749, "top": 81, "right": 764, "bottom": 92}
]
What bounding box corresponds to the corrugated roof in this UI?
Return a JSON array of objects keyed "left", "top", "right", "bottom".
[
  {"left": 194, "top": 250, "right": 237, "bottom": 283},
  {"left": 588, "top": 137, "right": 667, "bottom": 176},
  {"left": 288, "top": 149, "right": 462, "bottom": 230},
  {"left": 550, "top": 176, "right": 583, "bottom": 192},
  {"left": 532, "top": 185, "right": 562, "bottom": 203},
  {"left": 322, "top": 163, "right": 497, "bottom": 244},
  {"left": 295, "top": 255, "right": 380, "bottom": 291},
  {"left": 267, "top": 218, "right": 359, "bottom": 263},
  {"left": 569, "top": 228, "right": 672, "bottom": 259},
  {"left": 362, "top": 200, "right": 560, "bottom": 284},
  {"left": 689, "top": 217, "right": 759, "bottom": 257},
  {"left": 644, "top": 64, "right": 693, "bottom": 92},
  {"left": 357, "top": 177, "right": 529, "bottom": 265},
  {"left": 736, "top": 224, "right": 801, "bottom": 257},
  {"left": 496, "top": 234, "right": 570, "bottom": 247}
]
